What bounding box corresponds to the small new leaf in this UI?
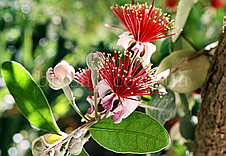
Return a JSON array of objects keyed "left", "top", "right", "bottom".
[
  {"left": 172, "top": 0, "right": 195, "bottom": 42},
  {"left": 89, "top": 112, "right": 170, "bottom": 154},
  {"left": 1, "top": 61, "right": 60, "bottom": 133}
]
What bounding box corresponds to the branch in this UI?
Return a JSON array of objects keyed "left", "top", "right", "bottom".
[
  {"left": 169, "top": 41, "right": 219, "bottom": 76},
  {"left": 38, "top": 118, "right": 97, "bottom": 156}
]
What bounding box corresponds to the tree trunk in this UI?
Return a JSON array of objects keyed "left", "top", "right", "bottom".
[{"left": 194, "top": 18, "right": 226, "bottom": 156}]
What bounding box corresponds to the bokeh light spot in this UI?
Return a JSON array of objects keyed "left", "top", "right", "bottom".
[
  {"left": 3, "top": 94, "right": 15, "bottom": 105},
  {"left": 13, "top": 133, "right": 23, "bottom": 143},
  {"left": 52, "top": 16, "right": 61, "bottom": 25},
  {"left": 39, "top": 38, "right": 48, "bottom": 47},
  {"left": 47, "top": 6, "right": 55, "bottom": 15},
  {"left": 0, "top": 77, "right": 6, "bottom": 87},
  {"left": 20, "top": 140, "right": 30, "bottom": 150},
  {"left": 21, "top": 4, "right": 30, "bottom": 14},
  {"left": 8, "top": 147, "right": 17, "bottom": 156}
]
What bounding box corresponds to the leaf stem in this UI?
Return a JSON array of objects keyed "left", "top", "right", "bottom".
[{"left": 181, "top": 32, "right": 199, "bottom": 51}]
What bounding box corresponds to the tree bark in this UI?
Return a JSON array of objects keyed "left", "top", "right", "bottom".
[{"left": 194, "top": 18, "right": 226, "bottom": 156}]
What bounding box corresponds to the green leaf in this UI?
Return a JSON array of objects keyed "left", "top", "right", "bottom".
[
  {"left": 180, "top": 116, "right": 196, "bottom": 140},
  {"left": 151, "top": 37, "right": 172, "bottom": 67},
  {"left": 172, "top": 0, "right": 195, "bottom": 42},
  {"left": 155, "top": 50, "right": 210, "bottom": 93},
  {"left": 141, "top": 95, "right": 152, "bottom": 104},
  {"left": 89, "top": 112, "right": 170, "bottom": 154},
  {"left": 1, "top": 61, "right": 60, "bottom": 133},
  {"left": 146, "top": 89, "right": 176, "bottom": 125}
]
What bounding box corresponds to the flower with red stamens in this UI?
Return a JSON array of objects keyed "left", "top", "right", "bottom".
[
  {"left": 98, "top": 51, "right": 160, "bottom": 98},
  {"left": 91, "top": 51, "right": 162, "bottom": 123},
  {"left": 74, "top": 51, "right": 166, "bottom": 123},
  {"left": 106, "top": 0, "right": 177, "bottom": 65},
  {"left": 211, "top": 0, "right": 225, "bottom": 9},
  {"left": 164, "top": 0, "right": 178, "bottom": 10}
]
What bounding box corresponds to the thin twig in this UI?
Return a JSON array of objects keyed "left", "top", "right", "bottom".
[
  {"left": 181, "top": 32, "right": 199, "bottom": 51},
  {"left": 169, "top": 41, "right": 218, "bottom": 76},
  {"left": 38, "top": 118, "right": 97, "bottom": 156}
]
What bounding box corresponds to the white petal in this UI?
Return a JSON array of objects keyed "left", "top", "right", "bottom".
[
  {"left": 142, "top": 42, "right": 156, "bottom": 66},
  {"left": 155, "top": 69, "right": 170, "bottom": 82},
  {"left": 131, "top": 42, "right": 144, "bottom": 53},
  {"left": 54, "top": 60, "right": 75, "bottom": 82},
  {"left": 117, "top": 32, "right": 134, "bottom": 49}
]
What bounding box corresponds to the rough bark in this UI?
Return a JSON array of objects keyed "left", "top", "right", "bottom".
[{"left": 194, "top": 19, "right": 226, "bottom": 156}]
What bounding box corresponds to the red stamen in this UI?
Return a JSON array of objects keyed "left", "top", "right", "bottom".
[
  {"left": 109, "top": 0, "right": 178, "bottom": 43},
  {"left": 74, "top": 68, "right": 94, "bottom": 93},
  {"left": 96, "top": 51, "right": 161, "bottom": 99}
]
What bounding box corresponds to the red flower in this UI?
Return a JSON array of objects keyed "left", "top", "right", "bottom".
[
  {"left": 74, "top": 51, "right": 164, "bottom": 123},
  {"left": 108, "top": 0, "right": 176, "bottom": 43},
  {"left": 211, "top": 0, "right": 225, "bottom": 9},
  {"left": 164, "top": 0, "right": 178, "bottom": 9},
  {"left": 97, "top": 51, "right": 160, "bottom": 99}
]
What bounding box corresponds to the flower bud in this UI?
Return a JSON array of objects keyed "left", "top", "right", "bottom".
[
  {"left": 68, "top": 138, "right": 84, "bottom": 155},
  {"left": 31, "top": 133, "right": 64, "bottom": 156},
  {"left": 46, "top": 60, "right": 75, "bottom": 90}
]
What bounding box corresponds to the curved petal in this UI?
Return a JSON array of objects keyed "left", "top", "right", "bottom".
[
  {"left": 101, "top": 93, "right": 117, "bottom": 111},
  {"left": 155, "top": 69, "right": 170, "bottom": 82},
  {"left": 86, "top": 95, "right": 95, "bottom": 114},
  {"left": 117, "top": 32, "right": 134, "bottom": 49},
  {"left": 95, "top": 80, "right": 111, "bottom": 98},
  {"left": 131, "top": 42, "right": 144, "bottom": 53},
  {"left": 143, "top": 42, "right": 156, "bottom": 66},
  {"left": 112, "top": 97, "right": 139, "bottom": 124}
]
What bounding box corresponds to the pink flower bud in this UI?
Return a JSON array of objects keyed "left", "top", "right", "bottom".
[{"left": 46, "top": 60, "right": 75, "bottom": 90}]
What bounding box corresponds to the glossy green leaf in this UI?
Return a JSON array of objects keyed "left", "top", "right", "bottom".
[
  {"left": 172, "top": 0, "right": 195, "bottom": 42},
  {"left": 155, "top": 50, "right": 210, "bottom": 93},
  {"left": 89, "top": 112, "right": 170, "bottom": 154},
  {"left": 146, "top": 89, "right": 176, "bottom": 125},
  {"left": 1, "top": 61, "right": 60, "bottom": 133}
]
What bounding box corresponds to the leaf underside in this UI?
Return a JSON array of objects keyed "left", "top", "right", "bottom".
[{"left": 146, "top": 89, "right": 176, "bottom": 125}]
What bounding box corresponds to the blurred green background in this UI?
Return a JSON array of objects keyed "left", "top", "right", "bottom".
[{"left": 0, "top": 0, "right": 225, "bottom": 155}]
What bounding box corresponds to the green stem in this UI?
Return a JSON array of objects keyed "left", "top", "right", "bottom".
[
  {"left": 94, "top": 93, "right": 98, "bottom": 119},
  {"left": 91, "top": 69, "right": 98, "bottom": 120},
  {"left": 179, "top": 93, "right": 190, "bottom": 116},
  {"left": 102, "top": 111, "right": 109, "bottom": 120},
  {"left": 72, "top": 99, "right": 89, "bottom": 122},
  {"left": 62, "top": 86, "right": 88, "bottom": 121}
]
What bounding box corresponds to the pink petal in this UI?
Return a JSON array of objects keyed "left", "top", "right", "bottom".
[
  {"left": 112, "top": 97, "right": 139, "bottom": 124},
  {"left": 86, "top": 95, "right": 95, "bottom": 114},
  {"left": 95, "top": 80, "right": 111, "bottom": 98},
  {"left": 101, "top": 93, "right": 116, "bottom": 111}
]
